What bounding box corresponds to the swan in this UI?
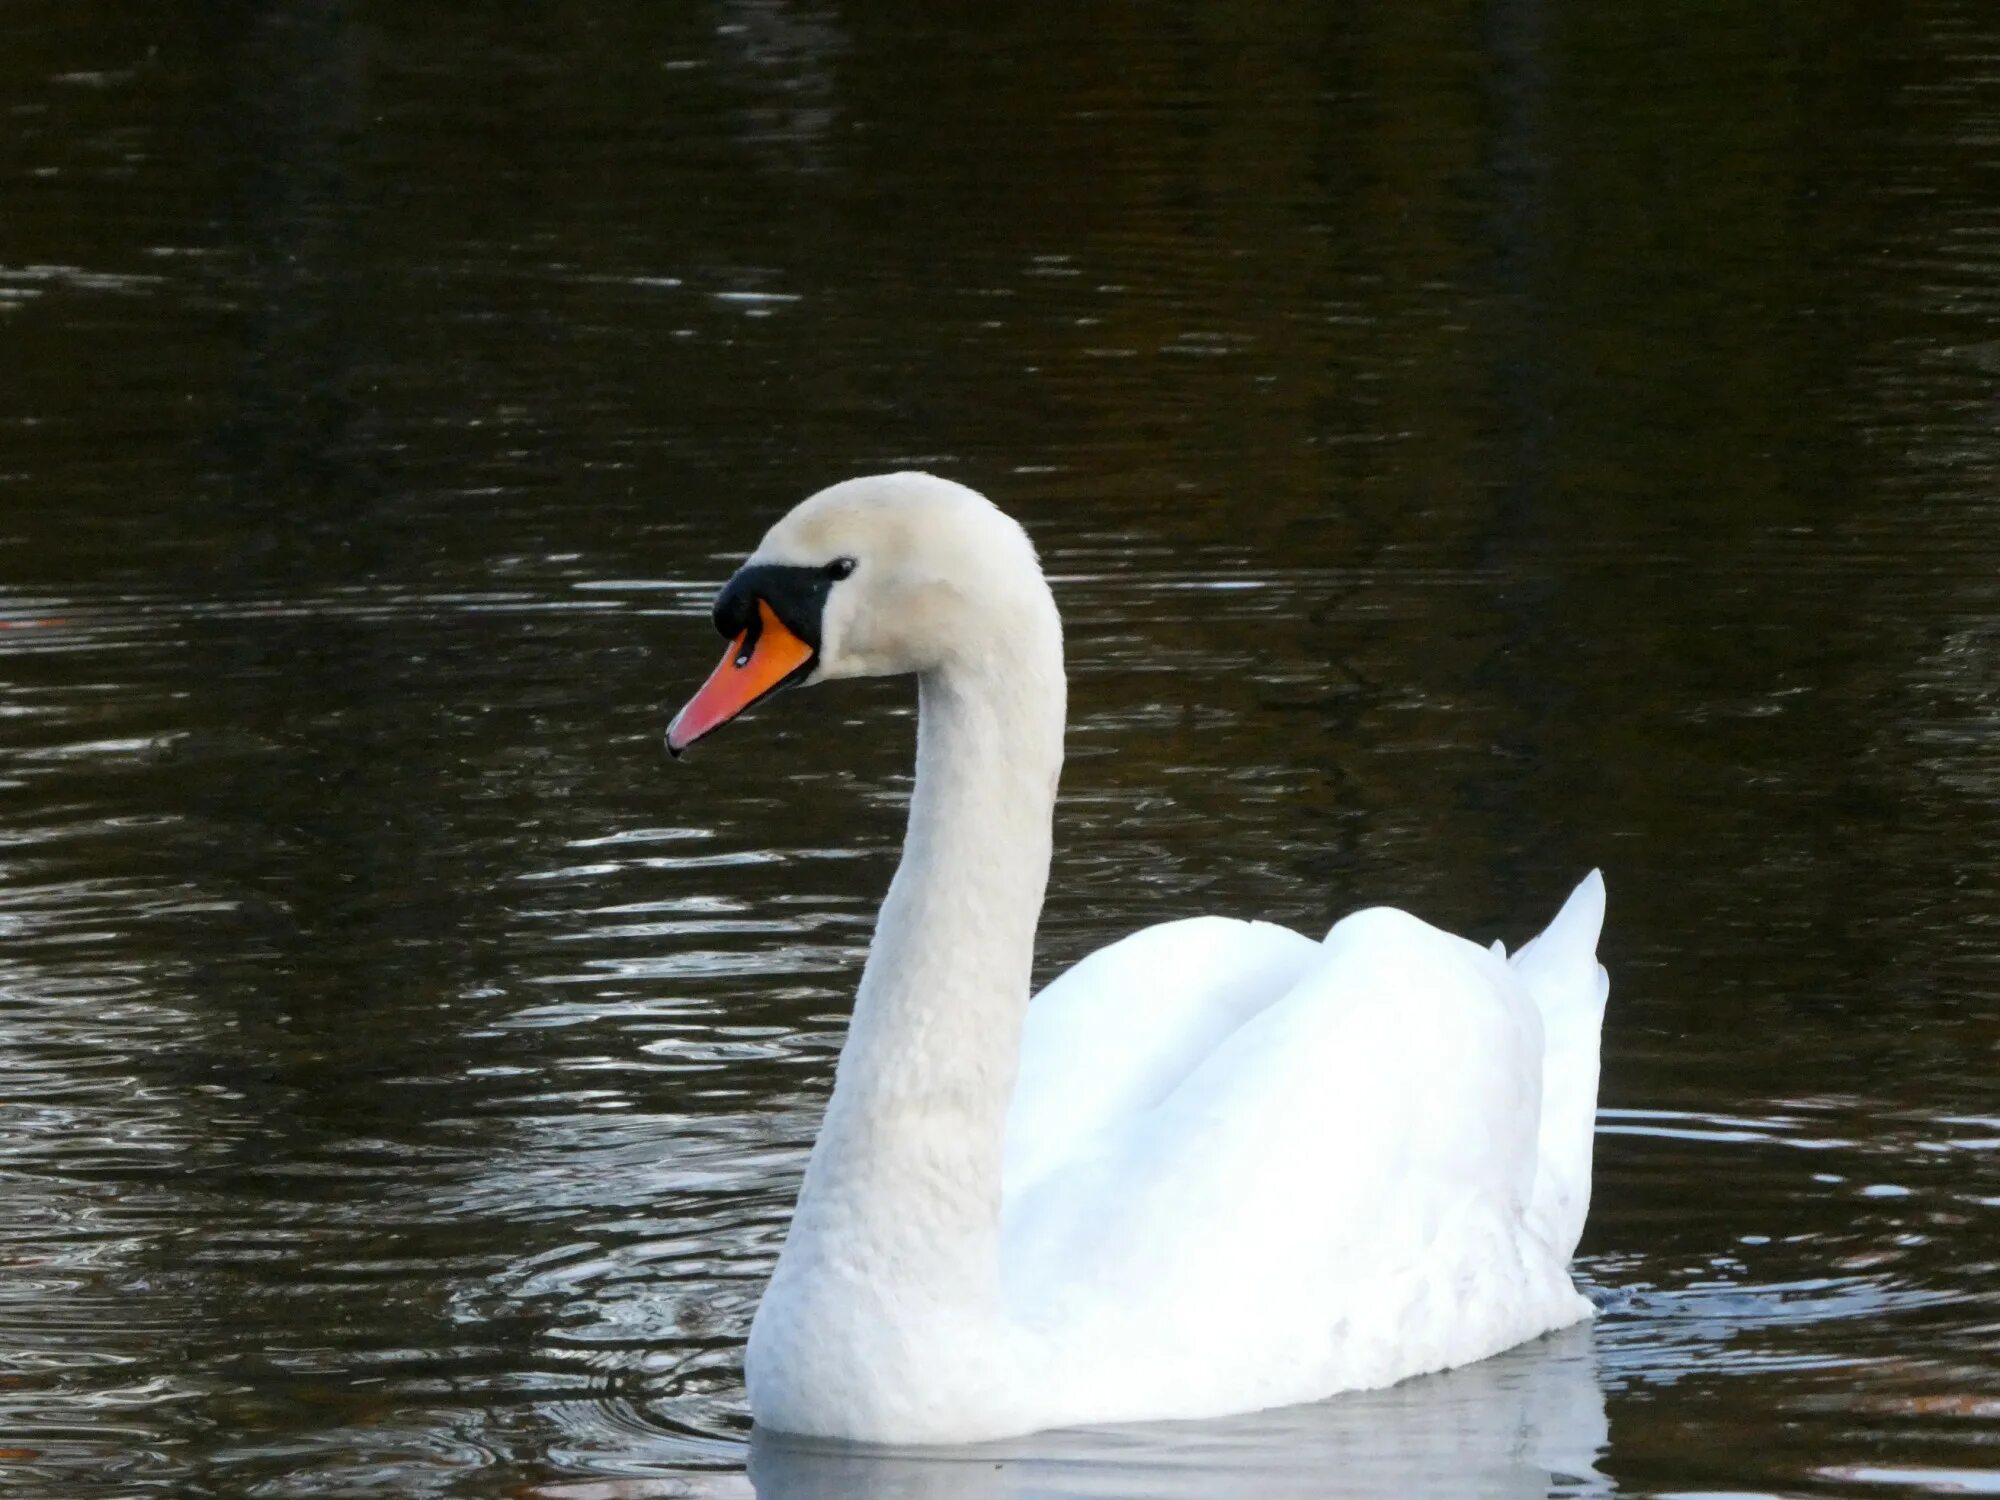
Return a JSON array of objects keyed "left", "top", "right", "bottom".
[{"left": 664, "top": 472, "right": 1610, "bottom": 1446}]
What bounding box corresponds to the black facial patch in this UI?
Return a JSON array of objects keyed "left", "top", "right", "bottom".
[{"left": 712, "top": 562, "right": 836, "bottom": 650}]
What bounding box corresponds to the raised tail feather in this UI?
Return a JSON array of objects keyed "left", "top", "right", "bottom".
[{"left": 1510, "top": 870, "right": 1609, "bottom": 1262}]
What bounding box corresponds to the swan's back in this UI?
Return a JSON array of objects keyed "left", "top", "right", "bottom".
[{"left": 996, "top": 873, "right": 1610, "bottom": 1429}]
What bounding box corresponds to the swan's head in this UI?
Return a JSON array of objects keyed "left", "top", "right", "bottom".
[{"left": 666, "top": 472, "right": 1056, "bottom": 756}]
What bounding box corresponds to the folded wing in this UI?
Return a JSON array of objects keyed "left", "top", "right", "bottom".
[{"left": 1002, "top": 916, "right": 1320, "bottom": 1197}]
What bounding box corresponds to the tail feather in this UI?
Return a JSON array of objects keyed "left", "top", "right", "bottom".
[{"left": 1511, "top": 870, "right": 1609, "bottom": 1262}]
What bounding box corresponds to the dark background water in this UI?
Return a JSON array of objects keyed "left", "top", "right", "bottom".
[{"left": 2, "top": 2, "right": 1996, "bottom": 1496}]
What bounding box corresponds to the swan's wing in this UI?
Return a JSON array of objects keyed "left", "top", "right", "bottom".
[
  {"left": 1510, "top": 870, "right": 1610, "bottom": 1261},
  {"left": 1002, "top": 916, "right": 1321, "bottom": 1197},
  {"left": 1003, "top": 906, "right": 1577, "bottom": 1418}
]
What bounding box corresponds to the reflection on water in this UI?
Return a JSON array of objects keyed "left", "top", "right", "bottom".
[
  {"left": 744, "top": 1329, "right": 1608, "bottom": 1500},
  {"left": 4, "top": 0, "right": 1999, "bottom": 1495},
  {"left": 519, "top": 1328, "right": 1608, "bottom": 1500}
]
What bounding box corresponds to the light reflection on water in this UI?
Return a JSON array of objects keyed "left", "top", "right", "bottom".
[{"left": 4, "top": 0, "right": 2000, "bottom": 1495}]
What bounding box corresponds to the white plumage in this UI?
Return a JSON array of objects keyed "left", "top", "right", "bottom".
[
  {"left": 671, "top": 473, "right": 1611, "bottom": 1444},
  {"left": 1000, "top": 879, "right": 1607, "bottom": 1432}
]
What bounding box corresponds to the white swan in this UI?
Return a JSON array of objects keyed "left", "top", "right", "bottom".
[{"left": 665, "top": 472, "right": 1610, "bottom": 1446}]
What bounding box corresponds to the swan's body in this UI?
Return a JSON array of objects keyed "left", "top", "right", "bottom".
[{"left": 665, "top": 473, "right": 1610, "bottom": 1445}]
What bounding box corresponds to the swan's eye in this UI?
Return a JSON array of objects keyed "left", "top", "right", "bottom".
[{"left": 826, "top": 557, "right": 857, "bottom": 581}]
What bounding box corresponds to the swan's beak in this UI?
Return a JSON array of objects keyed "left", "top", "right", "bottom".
[{"left": 666, "top": 600, "right": 817, "bottom": 757}]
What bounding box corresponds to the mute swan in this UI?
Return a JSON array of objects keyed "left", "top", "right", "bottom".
[{"left": 665, "top": 472, "right": 1610, "bottom": 1446}]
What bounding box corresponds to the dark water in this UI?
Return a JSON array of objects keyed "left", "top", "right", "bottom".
[{"left": 3, "top": 2, "right": 1997, "bottom": 1495}]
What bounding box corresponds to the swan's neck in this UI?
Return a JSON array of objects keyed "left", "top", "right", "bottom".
[{"left": 782, "top": 626, "right": 1064, "bottom": 1311}]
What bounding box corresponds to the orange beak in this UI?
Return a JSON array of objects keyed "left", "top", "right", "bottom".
[{"left": 666, "top": 600, "right": 817, "bottom": 757}]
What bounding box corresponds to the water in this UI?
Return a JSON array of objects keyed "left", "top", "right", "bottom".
[{"left": 2, "top": 2, "right": 1996, "bottom": 1495}]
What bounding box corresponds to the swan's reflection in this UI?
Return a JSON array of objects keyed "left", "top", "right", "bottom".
[{"left": 746, "top": 1324, "right": 1608, "bottom": 1500}]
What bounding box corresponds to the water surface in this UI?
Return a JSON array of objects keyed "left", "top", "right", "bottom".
[{"left": 2, "top": 3, "right": 1996, "bottom": 1496}]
